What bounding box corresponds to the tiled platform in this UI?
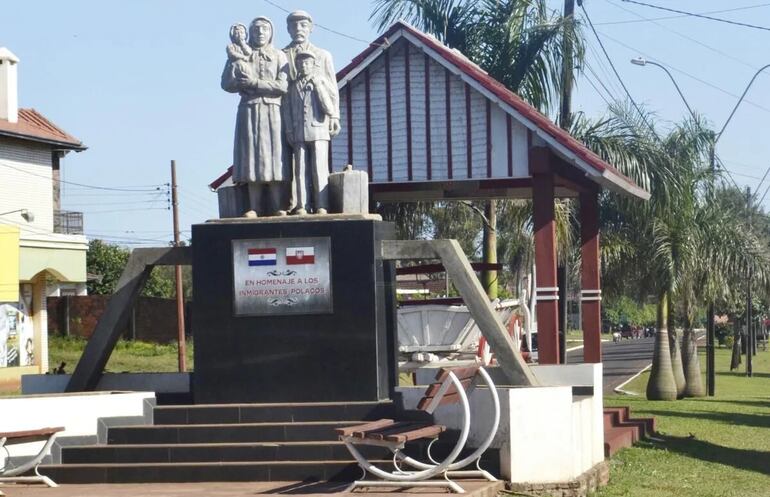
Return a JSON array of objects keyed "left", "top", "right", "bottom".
[{"left": 2, "top": 479, "right": 503, "bottom": 497}]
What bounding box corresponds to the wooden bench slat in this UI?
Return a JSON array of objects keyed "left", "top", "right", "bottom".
[
  {"left": 334, "top": 419, "right": 394, "bottom": 437},
  {"left": 0, "top": 427, "right": 64, "bottom": 439},
  {"left": 417, "top": 392, "right": 462, "bottom": 411},
  {"left": 384, "top": 424, "right": 446, "bottom": 443},
  {"left": 423, "top": 378, "right": 472, "bottom": 398},
  {"left": 434, "top": 366, "right": 479, "bottom": 382},
  {"left": 0, "top": 427, "right": 64, "bottom": 446},
  {"left": 363, "top": 422, "right": 428, "bottom": 440}
]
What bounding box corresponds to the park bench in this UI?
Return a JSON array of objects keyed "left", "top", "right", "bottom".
[
  {"left": 336, "top": 365, "right": 500, "bottom": 493},
  {"left": 0, "top": 426, "right": 63, "bottom": 493}
]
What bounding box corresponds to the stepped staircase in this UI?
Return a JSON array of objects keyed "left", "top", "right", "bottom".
[
  {"left": 38, "top": 401, "right": 498, "bottom": 484},
  {"left": 602, "top": 406, "right": 655, "bottom": 457}
]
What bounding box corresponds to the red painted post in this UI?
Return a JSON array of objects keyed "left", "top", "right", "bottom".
[
  {"left": 580, "top": 191, "right": 602, "bottom": 363},
  {"left": 531, "top": 155, "right": 560, "bottom": 364}
]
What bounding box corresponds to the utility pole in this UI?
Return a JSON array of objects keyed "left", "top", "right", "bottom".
[
  {"left": 557, "top": 0, "right": 576, "bottom": 361},
  {"left": 746, "top": 186, "right": 753, "bottom": 378},
  {"left": 560, "top": 0, "right": 576, "bottom": 130},
  {"left": 706, "top": 142, "right": 716, "bottom": 396},
  {"left": 171, "top": 160, "right": 187, "bottom": 373}
]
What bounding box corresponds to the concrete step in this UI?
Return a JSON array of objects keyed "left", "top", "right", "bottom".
[
  {"left": 106, "top": 421, "right": 354, "bottom": 445},
  {"left": 153, "top": 401, "right": 395, "bottom": 425},
  {"left": 38, "top": 460, "right": 389, "bottom": 483},
  {"left": 61, "top": 441, "right": 389, "bottom": 464},
  {"left": 603, "top": 406, "right": 630, "bottom": 424},
  {"left": 603, "top": 426, "right": 634, "bottom": 458}
]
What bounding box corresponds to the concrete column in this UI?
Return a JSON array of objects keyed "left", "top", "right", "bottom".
[
  {"left": 32, "top": 276, "right": 49, "bottom": 373},
  {"left": 580, "top": 191, "right": 602, "bottom": 363},
  {"left": 532, "top": 171, "right": 560, "bottom": 364}
]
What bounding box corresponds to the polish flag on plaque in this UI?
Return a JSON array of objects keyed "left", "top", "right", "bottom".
[
  {"left": 248, "top": 248, "right": 277, "bottom": 266},
  {"left": 286, "top": 247, "right": 315, "bottom": 265}
]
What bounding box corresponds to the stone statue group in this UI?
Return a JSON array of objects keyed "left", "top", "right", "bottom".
[{"left": 221, "top": 10, "right": 340, "bottom": 217}]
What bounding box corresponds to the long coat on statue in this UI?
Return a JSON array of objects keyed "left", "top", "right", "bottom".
[{"left": 221, "top": 32, "right": 289, "bottom": 184}]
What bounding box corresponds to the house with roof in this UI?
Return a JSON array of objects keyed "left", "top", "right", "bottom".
[
  {"left": 210, "top": 21, "right": 648, "bottom": 367},
  {"left": 0, "top": 47, "right": 87, "bottom": 387}
]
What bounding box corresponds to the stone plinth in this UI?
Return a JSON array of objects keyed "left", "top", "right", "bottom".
[{"left": 191, "top": 214, "right": 397, "bottom": 403}]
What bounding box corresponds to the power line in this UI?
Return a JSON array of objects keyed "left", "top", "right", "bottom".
[
  {"left": 583, "top": 62, "right": 618, "bottom": 105},
  {"left": 620, "top": 0, "right": 770, "bottom": 32},
  {"left": 596, "top": 3, "right": 770, "bottom": 26},
  {"left": 580, "top": 4, "right": 660, "bottom": 141},
  {"left": 604, "top": 0, "right": 766, "bottom": 73},
  {"left": 80, "top": 208, "right": 169, "bottom": 215},
  {"left": 596, "top": 29, "right": 770, "bottom": 116},
  {"left": 0, "top": 161, "right": 167, "bottom": 192},
  {"left": 262, "top": 0, "right": 384, "bottom": 46},
  {"left": 582, "top": 70, "right": 613, "bottom": 107}
]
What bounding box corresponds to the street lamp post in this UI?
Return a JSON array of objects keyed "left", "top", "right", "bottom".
[
  {"left": 0, "top": 209, "right": 35, "bottom": 222},
  {"left": 631, "top": 58, "right": 770, "bottom": 392}
]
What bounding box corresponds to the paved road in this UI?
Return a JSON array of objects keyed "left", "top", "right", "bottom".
[{"left": 567, "top": 337, "right": 655, "bottom": 395}]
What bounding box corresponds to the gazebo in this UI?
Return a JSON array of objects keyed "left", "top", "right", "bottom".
[{"left": 211, "top": 21, "right": 649, "bottom": 365}]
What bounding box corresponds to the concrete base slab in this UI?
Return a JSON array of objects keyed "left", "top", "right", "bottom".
[{"left": 1, "top": 479, "right": 503, "bottom": 497}]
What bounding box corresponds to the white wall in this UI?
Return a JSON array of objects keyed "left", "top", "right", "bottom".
[
  {"left": 0, "top": 391, "right": 154, "bottom": 460},
  {"left": 397, "top": 363, "right": 605, "bottom": 485},
  {"left": 0, "top": 137, "right": 54, "bottom": 234}
]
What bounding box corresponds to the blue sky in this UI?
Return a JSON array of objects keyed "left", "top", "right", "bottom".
[{"left": 3, "top": 0, "right": 770, "bottom": 246}]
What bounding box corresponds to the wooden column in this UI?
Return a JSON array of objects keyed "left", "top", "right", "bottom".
[
  {"left": 580, "top": 191, "right": 602, "bottom": 363},
  {"left": 531, "top": 148, "right": 560, "bottom": 364}
]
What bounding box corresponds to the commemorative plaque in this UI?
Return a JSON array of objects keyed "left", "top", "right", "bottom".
[{"left": 232, "top": 237, "right": 332, "bottom": 316}]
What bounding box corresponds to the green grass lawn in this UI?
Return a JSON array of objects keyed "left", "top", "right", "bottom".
[
  {"left": 566, "top": 329, "right": 584, "bottom": 343},
  {"left": 598, "top": 346, "right": 770, "bottom": 497},
  {"left": 49, "top": 335, "right": 194, "bottom": 374}
]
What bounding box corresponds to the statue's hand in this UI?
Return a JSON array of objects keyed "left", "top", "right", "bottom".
[{"left": 329, "top": 118, "right": 341, "bottom": 137}]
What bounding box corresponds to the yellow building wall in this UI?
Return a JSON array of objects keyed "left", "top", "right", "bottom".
[{"left": 0, "top": 224, "right": 20, "bottom": 302}]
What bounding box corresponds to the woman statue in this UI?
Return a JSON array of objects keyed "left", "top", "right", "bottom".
[{"left": 221, "top": 16, "right": 289, "bottom": 217}]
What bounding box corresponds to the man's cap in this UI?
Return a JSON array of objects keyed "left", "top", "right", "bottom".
[
  {"left": 287, "top": 10, "right": 312, "bottom": 23},
  {"left": 295, "top": 50, "right": 316, "bottom": 60}
]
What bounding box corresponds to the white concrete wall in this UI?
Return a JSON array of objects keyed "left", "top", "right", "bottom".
[
  {"left": 397, "top": 363, "right": 605, "bottom": 485},
  {"left": 532, "top": 363, "right": 605, "bottom": 467},
  {"left": 0, "top": 391, "right": 154, "bottom": 460},
  {"left": 0, "top": 138, "right": 54, "bottom": 234}
]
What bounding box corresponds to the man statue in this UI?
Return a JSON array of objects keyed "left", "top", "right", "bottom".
[
  {"left": 283, "top": 51, "right": 337, "bottom": 214},
  {"left": 221, "top": 16, "right": 289, "bottom": 217},
  {"left": 283, "top": 10, "right": 341, "bottom": 214}
]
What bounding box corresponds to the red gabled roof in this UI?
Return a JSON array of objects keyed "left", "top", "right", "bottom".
[
  {"left": 0, "top": 108, "right": 85, "bottom": 150},
  {"left": 337, "top": 21, "right": 646, "bottom": 199},
  {"left": 209, "top": 165, "right": 234, "bottom": 190}
]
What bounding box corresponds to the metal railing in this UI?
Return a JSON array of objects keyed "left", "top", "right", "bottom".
[{"left": 54, "top": 210, "right": 84, "bottom": 235}]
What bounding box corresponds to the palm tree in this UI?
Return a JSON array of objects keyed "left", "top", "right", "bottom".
[
  {"left": 570, "top": 105, "right": 707, "bottom": 400},
  {"left": 371, "top": 0, "right": 584, "bottom": 297}
]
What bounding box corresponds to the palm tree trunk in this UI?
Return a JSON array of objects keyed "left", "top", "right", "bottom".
[
  {"left": 730, "top": 318, "right": 742, "bottom": 370},
  {"left": 682, "top": 327, "right": 705, "bottom": 397},
  {"left": 482, "top": 200, "right": 498, "bottom": 299},
  {"left": 646, "top": 291, "right": 678, "bottom": 400},
  {"left": 668, "top": 305, "right": 687, "bottom": 398}
]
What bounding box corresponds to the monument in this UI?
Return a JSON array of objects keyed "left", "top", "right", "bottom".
[{"left": 193, "top": 11, "right": 395, "bottom": 404}]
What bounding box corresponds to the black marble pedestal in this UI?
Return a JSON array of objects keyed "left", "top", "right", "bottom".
[{"left": 191, "top": 215, "right": 397, "bottom": 404}]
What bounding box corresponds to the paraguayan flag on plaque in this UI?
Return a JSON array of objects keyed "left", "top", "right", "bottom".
[{"left": 248, "top": 248, "right": 277, "bottom": 266}]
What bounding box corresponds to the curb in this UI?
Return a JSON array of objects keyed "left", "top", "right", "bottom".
[{"left": 613, "top": 363, "right": 652, "bottom": 396}]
